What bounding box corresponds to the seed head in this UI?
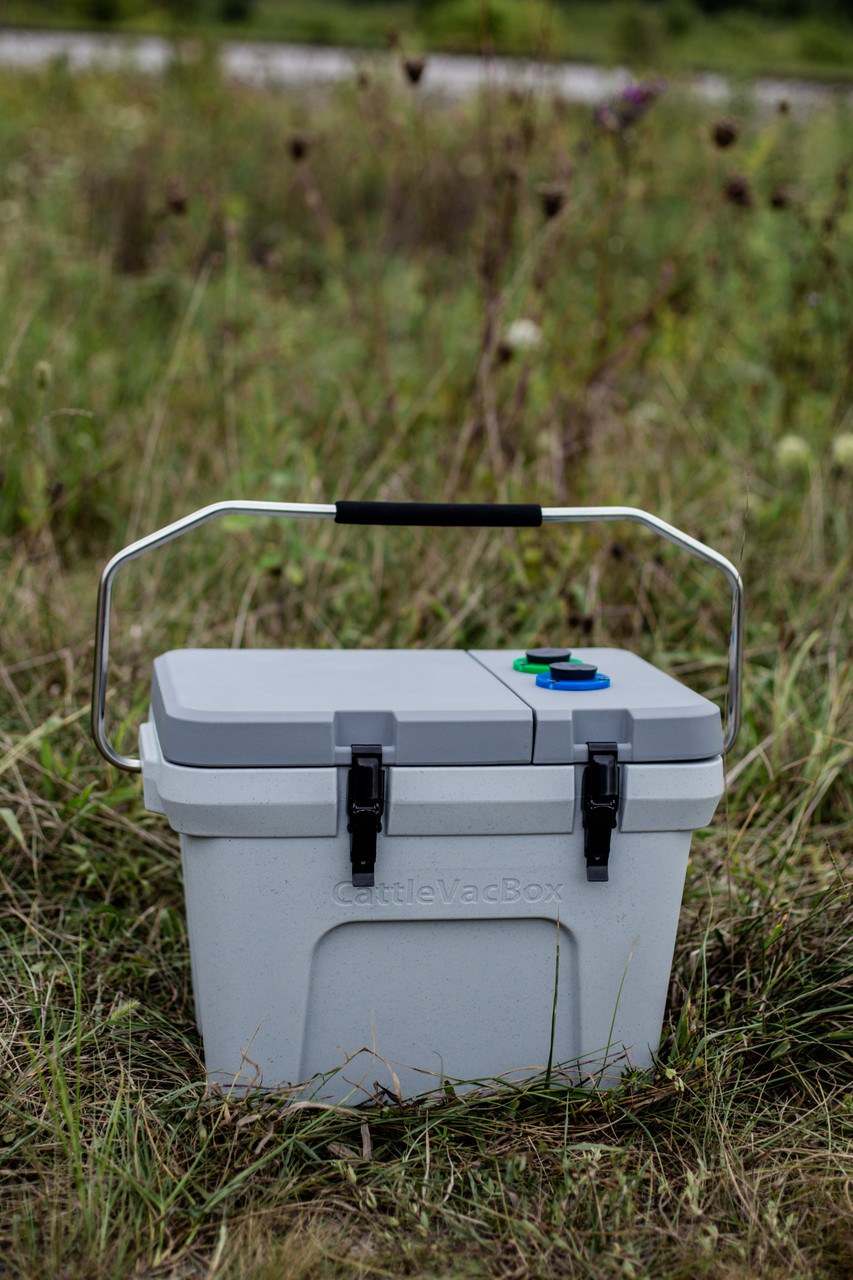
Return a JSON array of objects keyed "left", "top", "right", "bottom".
[
  {"left": 775, "top": 434, "right": 811, "bottom": 473},
  {"left": 723, "top": 173, "right": 754, "bottom": 209},
  {"left": 536, "top": 181, "right": 567, "bottom": 219},
  {"left": 403, "top": 56, "right": 425, "bottom": 86},
  {"left": 165, "top": 174, "right": 188, "bottom": 215},
  {"left": 504, "top": 318, "right": 544, "bottom": 353},
  {"left": 288, "top": 133, "right": 310, "bottom": 162},
  {"left": 831, "top": 433, "right": 853, "bottom": 473},
  {"left": 770, "top": 183, "right": 796, "bottom": 210},
  {"left": 712, "top": 118, "right": 738, "bottom": 148},
  {"left": 34, "top": 360, "right": 52, "bottom": 390}
]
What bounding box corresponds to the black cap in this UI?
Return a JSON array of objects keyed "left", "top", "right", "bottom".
[
  {"left": 527, "top": 647, "right": 571, "bottom": 664},
  {"left": 550, "top": 661, "right": 597, "bottom": 681}
]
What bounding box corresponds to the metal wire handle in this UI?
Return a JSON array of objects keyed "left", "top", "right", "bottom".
[{"left": 92, "top": 501, "right": 744, "bottom": 771}]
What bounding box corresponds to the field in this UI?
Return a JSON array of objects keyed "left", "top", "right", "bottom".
[{"left": 1, "top": 47, "right": 852, "bottom": 1279}]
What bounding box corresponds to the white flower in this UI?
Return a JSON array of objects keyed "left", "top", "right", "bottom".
[
  {"left": 115, "top": 105, "right": 145, "bottom": 132},
  {"left": 831, "top": 433, "right": 853, "bottom": 472},
  {"left": 775, "top": 434, "right": 811, "bottom": 472},
  {"left": 504, "top": 318, "right": 544, "bottom": 352}
]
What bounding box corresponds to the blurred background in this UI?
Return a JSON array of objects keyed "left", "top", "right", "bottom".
[{"left": 3, "top": 0, "right": 853, "bottom": 79}]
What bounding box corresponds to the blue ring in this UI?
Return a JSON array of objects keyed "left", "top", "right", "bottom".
[{"left": 535, "top": 673, "right": 611, "bottom": 691}]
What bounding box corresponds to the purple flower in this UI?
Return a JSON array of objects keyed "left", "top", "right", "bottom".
[{"left": 594, "top": 79, "right": 667, "bottom": 133}]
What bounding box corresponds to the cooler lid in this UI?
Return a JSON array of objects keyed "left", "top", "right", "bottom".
[
  {"left": 150, "top": 646, "right": 723, "bottom": 769},
  {"left": 150, "top": 649, "right": 534, "bottom": 767},
  {"left": 471, "top": 648, "right": 723, "bottom": 763}
]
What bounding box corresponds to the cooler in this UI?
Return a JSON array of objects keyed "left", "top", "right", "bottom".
[{"left": 91, "top": 501, "right": 744, "bottom": 1103}]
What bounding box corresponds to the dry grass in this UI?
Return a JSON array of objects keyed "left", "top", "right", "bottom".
[{"left": 0, "top": 50, "right": 851, "bottom": 1278}]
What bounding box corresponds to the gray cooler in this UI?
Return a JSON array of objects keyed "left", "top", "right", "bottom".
[{"left": 92, "top": 501, "right": 744, "bottom": 1102}]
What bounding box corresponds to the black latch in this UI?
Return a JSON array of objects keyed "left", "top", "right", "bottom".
[
  {"left": 346, "top": 745, "right": 385, "bottom": 888},
  {"left": 581, "top": 742, "right": 620, "bottom": 883}
]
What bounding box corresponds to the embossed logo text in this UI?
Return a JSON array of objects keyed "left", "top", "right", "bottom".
[{"left": 332, "top": 877, "right": 563, "bottom": 906}]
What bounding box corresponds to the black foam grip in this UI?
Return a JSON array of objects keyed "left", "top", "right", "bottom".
[{"left": 335, "top": 501, "right": 543, "bottom": 528}]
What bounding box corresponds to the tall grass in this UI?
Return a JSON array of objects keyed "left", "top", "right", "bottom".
[{"left": 0, "top": 48, "right": 851, "bottom": 1278}]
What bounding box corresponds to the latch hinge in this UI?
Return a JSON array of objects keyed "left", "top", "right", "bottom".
[
  {"left": 582, "top": 742, "right": 620, "bottom": 883},
  {"left": 346, "top": 745, "right": 385, "bottom": 888}
]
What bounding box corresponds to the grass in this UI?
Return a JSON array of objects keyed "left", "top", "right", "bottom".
[{"left": 0, "top": 45, "right": 852, "bottom": 1278}]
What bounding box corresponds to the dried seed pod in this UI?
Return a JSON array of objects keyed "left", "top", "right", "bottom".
[
  {"left": 403, "top": 56, "right": 425, "bottom": 85},
  {"left": 723, "top": 173, "right": 754, "bottom": 209},
  {"left": 712, "top": 118, "right": 739, "bottom": 148},
  {"left": 165, "top": 174, "right": 188, "bottom": 215},
  {"left": 536, "top": 181, "right": 567, "bottom": 219},
  {"left": 288, "top": 133, "right": 310, "bottom": 162},
  {"left": 770, "top": 183, "right": 796, "bottom": 210}
]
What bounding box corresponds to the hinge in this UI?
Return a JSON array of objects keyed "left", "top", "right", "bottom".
[
  {"left": 346, "top": 745, "right": 385, "bottom": 888},
  {"left": 581, "top": 742, "right": 620, "bottom": 883}
]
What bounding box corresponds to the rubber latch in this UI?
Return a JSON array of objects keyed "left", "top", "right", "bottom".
[
  {"left": 346, "top": 745, "right": 385, "bottom": 888},
  {"left": 581, "top": 742, "right": 619, "bottom": 884}
]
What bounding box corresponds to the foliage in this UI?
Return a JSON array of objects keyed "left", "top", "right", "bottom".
[
  {"left": 419, "top": 0, "right": 572, "bottom": 57},
  {"left": 5, "top": 1, "right": 853, "bottom": 81},
  {"left": 0, "top": 52, "right": 852, "bottom": 1278}
]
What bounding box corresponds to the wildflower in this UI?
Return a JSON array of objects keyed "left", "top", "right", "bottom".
[
  {"left": 723, "top": 173, "right": 754, "bottom": 209},
  {"left": 831, "top": 433, "right": 853, "bottom": 472},
  {"left": 403, "top": 56, "right": 426, "bottom": 86},
  {"left": 505, "top": 318, "right": 544, "bottom": 352},
  {"left": 775, "top": 434, "right": 811, "bottom": 473},
  {"left": 712, "top": 118, "right": 738, "bottom": 148},
  {"left": 594, "top": 80, "right": 666, "bottom": 135},
  {"left": 536, "top": 181, "right": 567, "bottom": 219}
]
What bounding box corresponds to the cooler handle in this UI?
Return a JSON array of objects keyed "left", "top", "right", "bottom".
[{"left": 92, "top": 500, "right": 744, "bottom": 771}]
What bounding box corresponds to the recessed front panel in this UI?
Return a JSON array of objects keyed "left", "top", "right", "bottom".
[{"left": 299, "top": 917, "right": 578, "bottom": 1099}]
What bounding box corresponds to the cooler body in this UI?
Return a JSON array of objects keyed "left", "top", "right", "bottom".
[{"left": 141, "top": 647, "right": 724, "bottom": 1102}]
